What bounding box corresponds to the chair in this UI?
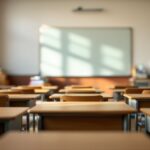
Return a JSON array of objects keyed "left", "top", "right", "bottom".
[
  {"left": 21, "top": 89, "right": 35, "bottom": 94},
  {"left": 114, "top": 85, "right": 136, "bottom": 89},
  {"left": 65, "top": 85, "right": 93, "bottom": 90},
  {"left": 16, "top": 86, "right": 41, "bottom": 90},
  {"left": 0, "top": 94, "right": 9, "bottom": 106},
  {"left": 125, "top": 88, "right": 143, "bottom": 94},
  {"left": 61, "top": 95, "right": 103, "bottom": 102},
  {"left": 65, "top": 88, "right": 98, "bottom": 94},
  {"left": 71, "top": 85, "right": 93, "bottom": 89}
]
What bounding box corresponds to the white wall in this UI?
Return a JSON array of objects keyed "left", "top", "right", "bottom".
[
  {"left": 1, "top": 0, "right": 150, "bottom": 75},
  {"left": 0, "top": 1, "right": 4, "bottom": 67}
]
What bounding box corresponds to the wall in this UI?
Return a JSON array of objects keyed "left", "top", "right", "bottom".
[
  {"left": 0, "top": 1, "right": 4, "bottom": 67},
  {"left": 1, "top": 0, "right": 150, "bottom": 75},
  {"left": 0, "top": 0, "right": 150, "bottom": 91}
]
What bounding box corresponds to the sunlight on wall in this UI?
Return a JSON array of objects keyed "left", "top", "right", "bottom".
[
  {"left": 40, "top": 25, "right": 62, "bottom": 49},
  {"left": 40, "top": 47, "right": 62, "bottom": 76},
  {"left": 99, "top": 68, "right": 114, "bottom": 76},
  {"left": 67, "top": 56, "right": 93, "bottom": 76},
  {"left": 100, "top": 45, "right": 125, "bottom": 72},
  {"left": 68, "top": 33, "right": 91, "bottom": 59}
]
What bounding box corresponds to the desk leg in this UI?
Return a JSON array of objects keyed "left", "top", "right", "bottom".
[
  {"left": 145, "top": 115, "right": 150, "bottom": 135},
  {"left": 41, "top": 94, "right": 45, "bottom": 101},
  {"left": 135, "top": 101, "right": 139, "bottom": 131},
  {"left": 33, "top": 114, "right": 36, "bottom": 132},
  {"left": 123, "top": 114, "right": 131, "bottom": 131},
  {"left": 26, "top": 113, "right": 30, "bottom": 131},
  {"left": 40, "top": 116, "right": 44, "bottom": 130},
  {"left": 125, "top": 97, "right": 128, "bottom": 104},
  {"left": 145, "top": 115, "right": 148, "bottom": 133}
]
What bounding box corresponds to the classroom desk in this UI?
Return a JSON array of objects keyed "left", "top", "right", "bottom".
[
  {"left": 30, "top": 102, "right": 135, "bottom": 131},
  {"left": 124, "top": 94, "right": 150, "bottom": 110},
  {"left": 110, "top": 88, "right": 126, "bottom": 101},
  {"left": 1, "top": 132, "right": 149, "bottom": 150},
  {"left": 34, "top": 89, "right": 50, "bottom": 94},
  {"left": 59, "top": 88, "right": 104, "bottom": 94},
  {"left": 42, "top": 86, "right": 58, "bottom": 90},
  {"left": 49, "top": 93, "right": 113, "bottom": 101},
  {"left": 7, "top": 94, "right": 41, "bottom": 107},
  {"left": 141, "top": 108, "right": 150, "bottom": 133},
  {"left": 0, "top": 107, "right": 28, "bottom": 135},
  {"left": 124, "top": 94, "right": 150, "bottom": 130},
  {"left": 34, "top": 89, "right": 51, "bottom": 101},
  {"left": 112, "top": 87, "right": 150, "bottom": 101}
]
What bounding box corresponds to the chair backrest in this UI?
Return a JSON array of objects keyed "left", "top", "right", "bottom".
[
  {"left": 114, "top": 85, "right": 136, "bottom": 89},
  {"left": 65, "top": 85, "right": 93, "bottom": 89},
  {"left": 17, "top": 86, "right": 41, "bottom": 90},
  {"left": 142, "top": 90, "right": 150, "bottom": 94},
  {"left": 61, "top": 95, "right": 103, "bottom": 102},
  {"left": 0, "top": 94, "right": 9, "bottom": 106},
  {"left": 125, "top": 88, "right": 143, "bottom": 94},
  {"left": 21, "top": 89, "right": 35, "bottom": 94},
  {"left": 71, "top": 86, "right": 93, "bottom": 89}
]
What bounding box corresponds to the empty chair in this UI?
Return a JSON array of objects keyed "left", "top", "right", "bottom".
[
  {"left": 65, "top": 88, "right": 98, "bottom": 94},
  {"left": 65, "top": 85, "right": 94, "bottom": 90},
  {"left": 0, "top": 94, "right": 9, "bottom": 106},
  {"left": 21, "top": 89, "right": 35, "bottom": 94},
  {"left": 71, "top": 85, "right": 93, "bottom": 89},
  {"left": 61, "top": 94, "right": 103, "bottom": 102},
  {"left": 113, "top": 85, "right": 136, "bottom": 89},
  {"left": 125, "top": 88, "right": 143, "bottom": 94}
]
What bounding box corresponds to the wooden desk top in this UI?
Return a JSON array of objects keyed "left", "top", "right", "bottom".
[
  {"left": 0, "top": 132, "right": 149, "bottom": 150},
  {"left": 42, "top": 86, "right": 58, "bottom": 90},
  {"left": 112, "top": 89, "right": 125, "bottom": 93},
  {"left": 34, "top": 89, "right": 50, "bottom": 94},
  {"left": 49, "top": 93, "right": 113, "bottom": 100},
  {"left": 59, "top": 88, "right": 103, "bottom": 94},
  {"left": 7, "top": 94, "right": 40, "bottom": 101},
  {"left": 141, "top": 108, "right": 150, "bottom": 116},
  {"left": 0, "top": 107, "right": 28, "bottom": 120},
  {"left": 0, "top": 89, "right": 21, "bottom": 94},
  {"left": 30, "top": 102, "right": 135, "bottom": 115},
  {"left": 12, "top": 85, "right": 58, "bottom": 91},
  {"left": 124, "top": 94, "right": 150, "bottom": 100}
]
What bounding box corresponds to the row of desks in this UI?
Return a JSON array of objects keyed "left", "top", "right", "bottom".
[
  {"left": 0, "top": 102, "right": 135, "bottom": 134},
  {"left": 0, "top": 86, "right": 150, "bottom": 134}
]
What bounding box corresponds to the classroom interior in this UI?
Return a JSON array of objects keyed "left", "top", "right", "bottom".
[{"left": 0, "top": 0, "right": 150, "bottom": 149}]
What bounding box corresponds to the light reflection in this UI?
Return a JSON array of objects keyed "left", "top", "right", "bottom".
[
  {"left": 67, "top": 56, "right": 93, "bottom": 76},
  {"left": 69, "top": 33, "right": 91, "bottom": 47},
  {"left": 100, "top": 45, "right": 125, "bottom": 71},
  {"left": 41, "top": 47, "right": 62, "bottom": 68},
  {"left": 101, "top": 45, "right": 123, "bottom": 59},
  {"left": 40, "top": 35, "right": 62, "bottom": 49},
  {"left": 68, "top": 43, "right": 91, "bottom": 59},
  {"left": 99, "top": 68, "right": 114, "bottom": 76}
]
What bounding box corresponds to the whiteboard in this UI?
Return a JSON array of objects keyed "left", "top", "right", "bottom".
[{"left": 39, "top": 26, "right": 132, "bottom": 77}]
